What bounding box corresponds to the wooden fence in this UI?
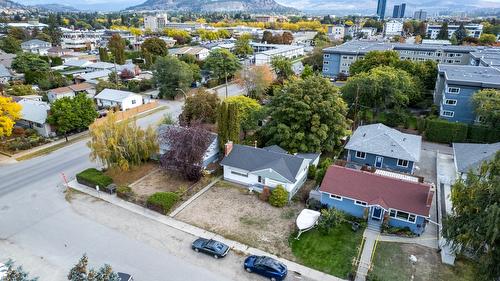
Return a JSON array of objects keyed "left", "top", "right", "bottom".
[{"left": 92, "top": 101, "right": 159, "bottom": 126}]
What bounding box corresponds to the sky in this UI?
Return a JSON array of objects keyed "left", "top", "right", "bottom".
[{"left": 15, "top": 0, "right": 500, "bottom": 12}]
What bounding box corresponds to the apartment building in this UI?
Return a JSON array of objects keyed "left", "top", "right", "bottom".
[
  {"left": 426, "top": 24, "right": 483, "bottom": 40},
  {"left": 434, "top": 64, "right": 500, "bottom": 124},
  {"left": 327, "top": 25, "right": 345, "bottom": 40},
  {"left": 322, "top": 40, "right": 481, "bottom": 77},
  {"left": 144, "top": 14, "right": 168, "bottom": 32},
  {"left": 384, "top": 20, "right": 403, "bottom": 37},
  {"left": 61, "top": 30, "right": 104, "bottom": 51}
]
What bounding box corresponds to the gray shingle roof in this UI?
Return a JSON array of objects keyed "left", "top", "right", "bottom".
[
  {"left": 453, "top": 142, "right": 500, "bottom": 174},
  {"left": 220, "top": 144, "right": 306, "bottom": 183},
  {"left": 345, "top": 123, "right": 422, "bottom": 162},
  {"left": 95, "top": 88, "right": 140, "bottom": 102},
  {"left": 263, "top": 145, "right": 288, "bottom": 154},
  {"left": 0, "top": 64, "right": 12, "bottom": 77}
]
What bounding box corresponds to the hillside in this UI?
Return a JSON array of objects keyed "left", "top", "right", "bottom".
[{"left": 127, "top": 0, "right": 297, "bottom": 13}]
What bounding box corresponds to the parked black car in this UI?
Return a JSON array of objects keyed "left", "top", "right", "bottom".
[
  {"left": 244, "top": 255, "right": 288, "bottom": 281},
  {"left": 191, "top": 238, "right": 229, "bottom": 259}
]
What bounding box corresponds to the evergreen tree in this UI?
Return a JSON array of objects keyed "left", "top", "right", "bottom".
[
  {"left": 437, "top": 22, "right": 449, "bottom": 40},
  {"left": 454, "top": 24, "right": 468, "bottom": 44},
  {"left": 99, "top": 47, "right": 109, "bottom": 62},
  {"left": 108, "top": 34, "right": 126, "bottom": 65}
]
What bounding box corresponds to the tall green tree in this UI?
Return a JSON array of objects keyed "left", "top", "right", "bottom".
[
  {"left": 99, "top": 47, "right": 109, "bottom": 62},
  {"left": 443, "top": 152, "right": 500, "bottom": 281},
  {"left": 263, "top": 75, "right": 350, "bottom": 153},
  {"left": 437, "top": 22, "right": 449, "bottom": 40},
  {"left": 141, "top": 37, "right": 168, "bottom": 67},
  {"left": 11, "top": 53, "right": 50, "bottom": 74},
  {"left": 153, "top": 56, "right": 193, "bottom": 99},
  {"left": 342, "top": 66, "right": 419, "bottom": 113},
  {"left": 234, "top": 34, "right": 253, "bottom": 58},
  {"left": 179, "top": 88, "right": 220, "bottom": 125},
  {"left": 47, "top": 95, "right": 98, "bottom": 140},
  {"left": 472, "top": 89, "right": 500, "bottom": 128},
  {"left": 44, "top": 14, "right": 63, "bottom": 45},
  {"left": 204, "top": 49, "right": 241, "bottom": 97},
  {"left": 270, "top": 56, "right": 293, "bottom": 83},
  {"left": 0, "top": 36, "right": 21, "bottom": 54},
  {"left": 454, "top": 24, "right": 468, "bottom": 44},
  {"left": 108, "top": 34, "right": 126, "bottom": 65},
  {"left": 349, "top": 50, "right": 399, "bottom": 76},
  {"left": 216, "top": 97, "right": 260, "bottom": 147}
]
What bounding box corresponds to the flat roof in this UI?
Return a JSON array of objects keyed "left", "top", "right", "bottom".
[{"left": 438, "top": 64, "right": 500, "bottom": 88}]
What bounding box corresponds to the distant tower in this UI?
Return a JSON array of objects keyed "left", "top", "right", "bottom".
[
  {"left": 392, "top": 5, "right": 400, "bottom": 18},
  {"left": 377, "top": 0, "right": 387, "bottom": 19},
  {"left": 413, "top": 9, "right": 427, "bottom": 20},
  {"left": 399, "top": 3, "right": 406, "bottom": 18}
]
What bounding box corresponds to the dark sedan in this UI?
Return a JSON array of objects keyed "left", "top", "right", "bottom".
[
  {"left": 191, "top": 238, "right": 229, "bottom": 259},
  {"left": 117, "top": 272, "right": 133, "bottom": 281},
  {"left": 244, "top": 255, "right": 287, "bottom": 281}
]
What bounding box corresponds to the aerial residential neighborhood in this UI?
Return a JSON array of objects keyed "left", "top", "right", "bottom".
[{"left": 0, "top": 0, "right": 498, "bottom": 281}]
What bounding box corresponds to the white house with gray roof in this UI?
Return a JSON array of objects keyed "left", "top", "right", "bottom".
[
  {"left": 21, "top": 39, "right": 51, "bottom": 55},
  {"left": 346, "top": 123, "right": 422, "bottom": 174},
  {"left": 453, "top": 142, "right": 500, "bottom": 179},
  {"left": 94, "top": 89, "right": 143, "bottom": 111},
  {"left": 16, "top": 99, "right": 54, "bottom": 137},
  {"left": 220, "top": 143, "right": 312, "bottom": 198}
]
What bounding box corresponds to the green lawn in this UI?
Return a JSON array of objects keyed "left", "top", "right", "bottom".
[
  {"left": 290, "top": 223, "right": 363, "bottom": 279},
  {"left": 369, "top": 242, "right": 476, "bottom": 281}
]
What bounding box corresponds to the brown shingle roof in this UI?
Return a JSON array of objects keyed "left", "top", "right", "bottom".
[
  {"left": 69, "top": 82, "right": 94, "bottom": 92},
  {"left": 49, "top": 86, "right": 73, "bottom": 95},
  {"left": 320, "top": 165, "right": 432, "bottom": 216}
]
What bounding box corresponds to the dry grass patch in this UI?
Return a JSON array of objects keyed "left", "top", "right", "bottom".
[
  {"left": 104, "top": 162, "right": 158, "bottom": 186},
  {"left": 176, "top": 181, "right": 304, "bottom": 259}
]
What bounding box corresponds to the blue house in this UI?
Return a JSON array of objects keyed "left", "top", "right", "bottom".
[
  {"left": 319, "top": 165, "right": 434, "bottom": 235},
  {"left": 345, "top": 123, "right": 421, "bottom": 174},
  {"left": 434, "top": 64, "right": 500, "bottom": 124}
]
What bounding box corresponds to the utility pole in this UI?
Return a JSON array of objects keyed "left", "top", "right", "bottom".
[{"left": 353, "top": 85, "right": 360, "bottom": 130}]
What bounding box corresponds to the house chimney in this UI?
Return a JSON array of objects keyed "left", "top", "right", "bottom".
[
  {"left": 426, "top": 185, "right": 435, "bottom": 207},
  {"left": 224, "top": 141, "right": 233, "bottom": 156}
]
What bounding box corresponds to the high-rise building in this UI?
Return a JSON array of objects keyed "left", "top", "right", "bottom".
[
  {"left": 144, "top": 14, "right": 168, "bottom": 32},
  {"left": 399, "top": 3, "right": 406, "bottom": 18},
  {"left": 413, "top": 9, "right": 427, "bottom": 20},
  {"left": 392, "top": 5, "right": 400, "bottom": 18},
  {"left": 377, "top": 0, "right": 387, "bottom": 19}
]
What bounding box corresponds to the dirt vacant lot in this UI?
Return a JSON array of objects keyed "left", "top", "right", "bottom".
[{"left": 176, "top": 181, "right": 305, "bottom": 260}]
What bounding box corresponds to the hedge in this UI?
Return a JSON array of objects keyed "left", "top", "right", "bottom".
[
  {"left": 76, "top": 168, "right": 113, "bottom": 189},
  {"left": 424, "top": 119, "right": 468, "bottom": 143},
  {"left": 146, "top": 192, "right": 180, "bottom": 215},
  {"left": 117, "top": 185, "right": 134, "bottom": 200}
]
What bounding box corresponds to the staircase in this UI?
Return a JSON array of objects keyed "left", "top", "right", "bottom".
[{"left": 367, "top": 219, "right": 382, "bottom": 232}]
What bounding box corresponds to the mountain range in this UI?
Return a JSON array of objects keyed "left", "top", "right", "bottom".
[{"left": 127, "top": 0, "right": 297, "bottom": 13}]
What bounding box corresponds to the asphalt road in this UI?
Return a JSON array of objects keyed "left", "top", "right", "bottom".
[{"left": 0, "top": 95, "right": 267, "bottom": 281}]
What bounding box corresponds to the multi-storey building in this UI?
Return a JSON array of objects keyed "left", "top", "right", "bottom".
[
  {"left": 434, "top": 64, "right": 500, "bottom": 124},
  {"left": 392, "top": 3, "right": 406, "bottom": 18},
  {"left": 413, "top": 10, "right": 427, "bottom": 20},
  {"left": 144, "top": 14, "right": 168, "bottom": 32},
  {"left": 376, "top": 0, "right": 387, "bottom": 19},
  {"left": 426, "top": 24, "right": 483, "bottom": 40},
  {"left": 384, "top": 20, "right": 403, "bottom": 37},
  {"left": 327, "top": 25, "right": 345, "bottom": 40},
  {"left": 61, "top": 30, "right": 104, "bottom": 51},
  {"left": 322, "top": 40, "right": 482, "bottom": 77}
]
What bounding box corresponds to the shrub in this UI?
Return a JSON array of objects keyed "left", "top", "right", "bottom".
[
  {"left": 76, "top": 168, "right": 113, "bottom": 190},
  {"left": 317, "top": 208, "right": 346, "bottom": 235},
  {"left": 116, "top": 185, "right": 133, "bottom": 200},
  {"left": 259, "top": 186, "right": 271, "bottom": 201},
  {"left": 146, "top": 192, "right": 180, "bottom": 214},
  {"left": 269, "top": 185, "right": 288, "bottom": 207},
  {"left": 307, "top": 165, "right": 317, "bottom": 180},
  {"left": 424, "top": 119, "right": 467, "bottom": 143}
]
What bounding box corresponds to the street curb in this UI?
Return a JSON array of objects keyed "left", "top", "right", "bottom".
[{"left": 67, "top": 179, "right": 345, "bottom": 281}]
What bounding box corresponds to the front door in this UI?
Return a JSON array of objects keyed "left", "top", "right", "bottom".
[
  {"left": 372, "top": 207, "right": 383, "bottom": 220},
  {"left": 375, "top": 156, "right": 384, "bottom": 168}
]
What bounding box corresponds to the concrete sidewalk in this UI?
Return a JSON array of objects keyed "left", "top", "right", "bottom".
[
  {"left": 68, "top": 179, "right": 345, "bottom": 281},
  {"left": 355, "top": 229, "right": 379, "bottom": 281}
]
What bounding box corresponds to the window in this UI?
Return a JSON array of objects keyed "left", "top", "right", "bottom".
[
  {"left": 396, "top": 211, "right": 410, "bottom": 220},
  {"left": 342, "top": 56, "right": 348, "bottom": 59},
  {"left": 389, "top": 209, "right": 396, "bottom": 217},
  {"left": 355, "top": 200, "right": 367, "bottom": 206},
  {"left": 131, "top": 99, "right": 136, "bottom": 104},
  {"left": 324, "top": 54, "right": 330, "bottom": 58},
  {"left": 330, "top": 194, "right": 342, "bottom": 201},
  {"left": 323, "top": 61, "right": 329, "bottom": 65},
  {"left": 230, "top": 170, "right": 248, "bottom": 177},
  {"left": 355, "top": 151, "right": 366, "bottom": 159},
  {"left": 409, "top": 214, "right": 416, "bottom": 222},
  {"left": 397, "top": 159, "right": 409, "bottom": 167},
  {"left": 447, "top": 87, "right": 460, "bottom": 94},
  {"left": 323, "top": 67, "right": 329, "bottom": 72},
  {"left": 441, "top": 110, "right": 454, "bottom": 117},
  {"left": 444, "top": 99, "right": 457, "bottom": 105}
]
